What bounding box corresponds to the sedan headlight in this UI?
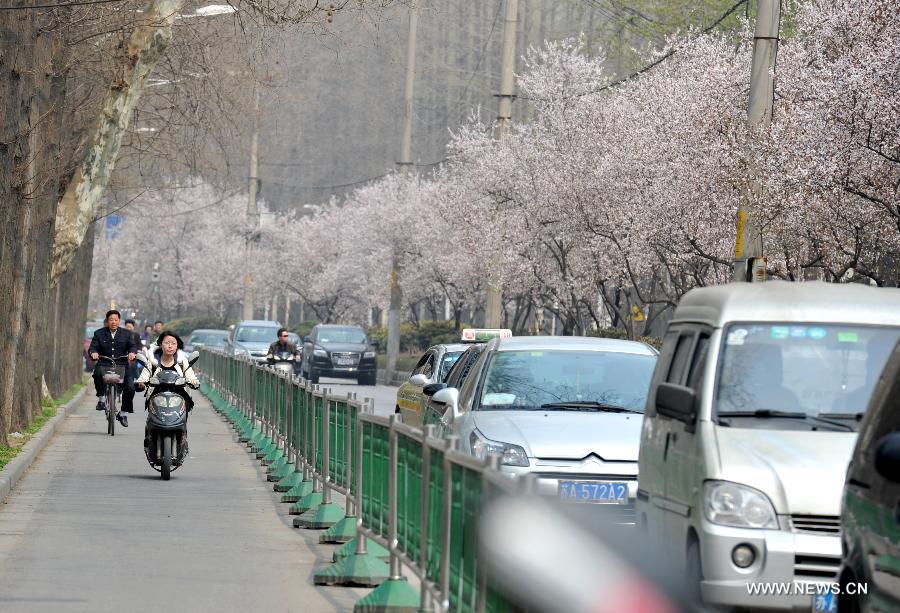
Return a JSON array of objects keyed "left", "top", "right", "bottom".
[
  {"left": 313, "top": 347, "right": 328, "bottom": 358},
  {"left": 469, "top": 429, "right": 529, "bottom": 467},
  {"left": 233, "top": 346, "right": 250, "bottom": 356},
  {"left": 704, "top": 481, "right": 777, "bottom": 529},
  {"left": 363, "top": 350, "right": 376, "bottom": 359}
]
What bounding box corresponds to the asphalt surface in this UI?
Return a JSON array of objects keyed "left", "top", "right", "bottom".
[{"left": 0, "top": 389, "right": 365, "bottom": 613}]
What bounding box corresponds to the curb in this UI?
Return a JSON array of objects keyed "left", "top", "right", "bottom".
[{"left": 0, "top": 385, "right": 89, "bottom": 504}]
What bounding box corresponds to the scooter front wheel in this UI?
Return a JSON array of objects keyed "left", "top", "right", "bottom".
[{"left": 161, "top": 435, "right": 172, "bottom": 481}]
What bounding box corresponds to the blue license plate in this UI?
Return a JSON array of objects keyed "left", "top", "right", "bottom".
[
  {"left": 558, "top": 480, "right": 628, "bottom": 503},
  {"left": 812, "top": 592, "right": 837, "bottom": 613}
]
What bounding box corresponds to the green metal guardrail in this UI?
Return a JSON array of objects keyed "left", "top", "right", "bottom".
[{"left": 198, "top": 349, "right": 519, "bottom": 613}]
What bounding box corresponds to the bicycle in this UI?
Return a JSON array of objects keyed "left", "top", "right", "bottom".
[{"left": 96, "top": 355, "right": 128, "bottom": 436}]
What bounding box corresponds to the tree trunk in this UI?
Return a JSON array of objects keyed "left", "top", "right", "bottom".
[{"left": 49, "top": 0, "right": 184, "bottom": 285}]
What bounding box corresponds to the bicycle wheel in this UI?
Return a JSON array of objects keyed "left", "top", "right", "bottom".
[{"left": 107, "top": 384, "right": 115, "bottom": 436}]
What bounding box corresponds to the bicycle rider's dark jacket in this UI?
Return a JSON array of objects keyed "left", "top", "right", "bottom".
[{"left": 89, "top": 326, "right": 138, "bottom": 360}]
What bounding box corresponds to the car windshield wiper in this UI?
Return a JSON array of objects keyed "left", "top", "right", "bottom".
[
  {"left": 717, "top": 410, "right": 853, "bottom": 431},
  {"left": 540, "top": 401, "right": 641, "bottom": 414},
  {"left": 818, "top": 412, "right": 864, "bottom": 421}
]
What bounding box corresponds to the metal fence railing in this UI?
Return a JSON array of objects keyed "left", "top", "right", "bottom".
[{"left": 199, "top": 349, "right": 519, "bottom": 613}]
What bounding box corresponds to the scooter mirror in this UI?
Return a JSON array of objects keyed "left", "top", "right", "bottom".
[
  {"left": 148, "top": 377, "right": 160, "bottom": 386},
  {"left": 187, "top": 351, "right": 200, "bottom": 366}
]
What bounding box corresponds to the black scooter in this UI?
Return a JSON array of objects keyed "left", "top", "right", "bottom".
[{"left": 136, "top": 352, "right": 199, "bottom": 480}]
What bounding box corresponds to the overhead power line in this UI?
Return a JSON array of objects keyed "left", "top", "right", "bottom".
[{"left": 0, "top": 0, "right": 126, "bottom": 10}]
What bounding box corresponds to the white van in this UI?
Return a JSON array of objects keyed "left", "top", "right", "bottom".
[{"left": 636, "top": 281, "right": 900, "bottom": 611}]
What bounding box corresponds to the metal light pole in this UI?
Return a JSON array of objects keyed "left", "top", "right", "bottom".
[
  {"left": 733, "top": 0, "right": 780, "bottom": 282},
  {"left": 386, "top": 2, "right": 418, "bottom": 382},
  {"left": 243, "top": 84, "right": 261, "bottom": 318},
  {"left": 485, "top": 0, "right": 518, "bottom": 326}
]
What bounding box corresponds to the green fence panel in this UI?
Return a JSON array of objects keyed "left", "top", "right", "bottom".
[
  {"left": 292, "top": 383, "right": 302, "bottom": 453},
  {"left": 330, "top": 400, "right": 349, "bottom": 490},
  {"left": 396, "top": 432, "right": 423, "bottom": 560},
  {"left": 314, "top": 394, "right": 325, "bottom": 473},
  {"left": 448, "top": 464, "right": 482, "bottom": 613},
  {"left": 360, "top": 420, "right": 390, "bottom": 538}
]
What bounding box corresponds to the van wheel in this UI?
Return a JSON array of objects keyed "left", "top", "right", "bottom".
[
  {"left": 838, "top": 571, "right": 861, "bottom": 613},
  {"left": 686, "top": 539, "right": 703, "bottom": 605}
]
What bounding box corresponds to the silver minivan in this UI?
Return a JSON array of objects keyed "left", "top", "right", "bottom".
[{"left": 636, "top": 281, "right": 900, "bottom": 611}]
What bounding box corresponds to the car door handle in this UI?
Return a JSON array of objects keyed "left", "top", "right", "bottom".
[{"left": 663, "top": 432, "right": 671, "bottom": 460}]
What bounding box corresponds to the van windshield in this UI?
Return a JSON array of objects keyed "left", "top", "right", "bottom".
[{"left": 715, "top": 323, "right": 900, "bottom": 430}]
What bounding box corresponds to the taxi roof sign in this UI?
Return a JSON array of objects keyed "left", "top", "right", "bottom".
[{"left": 461, "top": 328, "right": 512, "bottom": 343}]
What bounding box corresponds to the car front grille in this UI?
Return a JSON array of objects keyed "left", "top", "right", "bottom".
[
  {"left": 791, "top": 514, "right": 841, "bottom": 535},
  {"left": 794, "top": 554, "right": 841, "bottom": 580},
  {"left": 331, "top": 352, "right": 360, "bottom": 366}
]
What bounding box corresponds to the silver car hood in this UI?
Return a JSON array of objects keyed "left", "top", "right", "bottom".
[
  {"left": 714, "top": 427, "right": 856, "bottom": 515},
  {"left": 234, "top": 341, "right": 270, "bottom": 352},
  {"left": 472, "top": 411, "right": 642, "bottom": 461}
]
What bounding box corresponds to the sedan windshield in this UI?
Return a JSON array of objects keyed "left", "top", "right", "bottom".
[
  {"left": 715, "top": 323, "right": 900, "bottom": 428},
  {"left": 236, "top": 326, "right": 280, "bottom": 343},
  {"left": 317, "top": 327, "right": 366, "bottom": 344},
  {"left": 476, "top": 350, "right": 656, "bottom": 412}
]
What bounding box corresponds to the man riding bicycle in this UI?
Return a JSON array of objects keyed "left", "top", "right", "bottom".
[{"left": 89, "top": 309, "right": 138, "bottom": 427}]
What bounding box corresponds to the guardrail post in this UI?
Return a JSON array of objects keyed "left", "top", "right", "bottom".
[
  {"left": 314, "top": 397, "right": 389, "bottom": 587},
  {"left": 296, "top": 392, "right": 345, "bottom": 528},
  {"left": 257, "top": 370, "right": 279, "bottom": 460},
  {"left": 418, "top": 424, "right": 436, "bottom": 613},
  {"left": 291, "top": 385, "right": 324, "bottom": 516},
  {"left": 439, "top": 435, "right": 460, "bottom": 612},
  {"left": 474, "top": 455, "right": 501, "bottom": 613},
  {"left": 320, "top": 393, "right": 360, "bottom": 543},
  {"left": 353, "top": 414, "right": 419, "bottom": 612},
  {"left": 283, "top": 380, "right": 316, "bottom": 503},
  {"left": 275, "top": 379, "right": 304, "bottom": 492},
  {"left": 271, "top": 373, "right": 298, "bottom": 484}
]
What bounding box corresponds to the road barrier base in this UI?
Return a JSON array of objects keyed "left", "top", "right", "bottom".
[
  {"left": 270, "top": 462, "right": 296, "bottom": 483},
  {"left": 319, "top": 515, "right": 357, "bottom": 543},
  {"left": 266, "top": 455, "right": 288, "bottom": 475},
  {"left": 313, "top": 552, "right": 389, "bottom": 587},
  {"left": 261, "top": 445, "right": 283, "bottom": 464},
  {"left": 274, "top": 471, "right": 303, "bottom": 492},
  {"left": 334, "top": 537, "right": 389, "bottom": 562},
  {"left": 353, "top": 577, "right": 419, "bottom": 613},
  {"left": 295, "top": 501, "right": 345, "bottom": 529},
  {"left": 290, "top": 491, "right": 324, "bottom": 517},
  {"left": 255, "top": 440, "right": 277, "bottom": 459},
  {"left": 282, "top": 480, "right": 315, "bottom": 503}
]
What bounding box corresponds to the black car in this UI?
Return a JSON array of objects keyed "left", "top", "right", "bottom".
[{"left": 301, "top": 324, "right": 377, "bottom": 385}]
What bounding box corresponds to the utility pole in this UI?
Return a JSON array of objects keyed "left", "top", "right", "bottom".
[
  {"left": 733, "top": 0, "right": 780, "bottom": 282},
  {"left": 386, "top": 2, "right": 419, "bottom": 383},
  {"left": 243, "top": 84, "right": 260, "bottom": 318},
  {"left": 485, "top": 0, "right": 518, "bottom": 327}
]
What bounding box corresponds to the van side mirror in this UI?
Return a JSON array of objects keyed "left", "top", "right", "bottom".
[
  {"left": 423, "top": 382, "right": 447, "bottom": 397},
  {"left": 875, "top": 432, "right": 900, "bottom": 484},
  {"left": 656, "top": 383, "right": 697, "bottom": 431},
  {"left": 432, "top": 387, "right": 460, "bottom": 424}
]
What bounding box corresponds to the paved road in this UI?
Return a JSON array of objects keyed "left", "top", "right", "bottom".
[
  {"left": 317, "top": 378, "right": 397, "bottom": 417},
  {"left": 0, "top": 390, "right": 363, "bottom": 613}
]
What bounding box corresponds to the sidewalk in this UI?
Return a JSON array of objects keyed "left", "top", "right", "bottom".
[{"left": 0, "top": 390, "right": 363, "bottom": 612}]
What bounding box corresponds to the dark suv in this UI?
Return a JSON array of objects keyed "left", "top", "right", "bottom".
[{"left": 301, "top": 324, "right": 377, "bottom": 385}]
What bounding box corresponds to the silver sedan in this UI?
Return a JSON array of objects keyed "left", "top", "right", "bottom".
[{"left": 432, "top": 335, "right": 657, "bottom": 523}]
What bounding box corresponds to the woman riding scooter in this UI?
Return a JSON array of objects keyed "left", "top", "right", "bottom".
[{"left": 136, "top": 331, "right": 199, "bottom": 409}]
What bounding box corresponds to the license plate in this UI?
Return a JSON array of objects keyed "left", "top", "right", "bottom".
[
  {"left": 336, "top": 357, "right": 354, "bottom": 366},
  {"left": 812, "top": 592, "right": 837, "bottom": 613},
  {"left": 558, "top": 480, "right": 628, "bottom": 503}
]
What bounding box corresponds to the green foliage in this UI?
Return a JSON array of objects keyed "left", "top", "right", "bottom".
[
  {"left": 164, "top": 316, "right": 236, "bottom": 338},
  {"left": 290, "top": 321, "right": 317, "bottom": 340},
  {"left": 368, "top": 320, "right": 470, "bottom": 353},
  {"left": 586, "top": 327, "right": 662, "bottom": 350}
]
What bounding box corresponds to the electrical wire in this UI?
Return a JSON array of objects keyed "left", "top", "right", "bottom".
[{"left": 0, "top": 0, "right": 127, "bottom": 10}]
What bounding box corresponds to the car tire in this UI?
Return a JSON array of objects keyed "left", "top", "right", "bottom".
[{"left": 686, "top": 539, "right": 703, "bottom": 606}]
